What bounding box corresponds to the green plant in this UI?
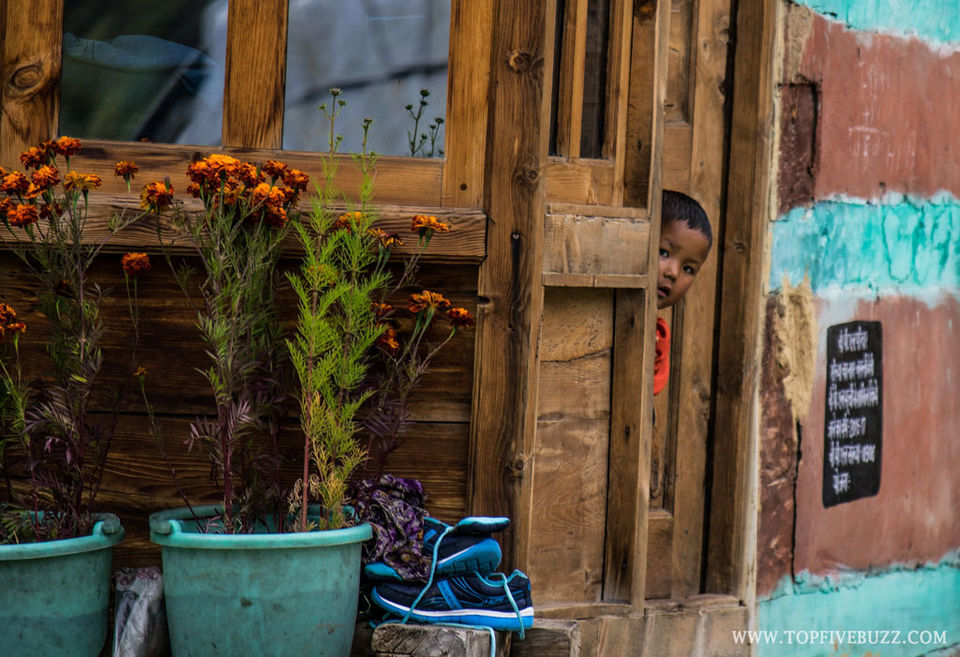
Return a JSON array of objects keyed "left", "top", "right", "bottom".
[
  {"left": 0, "top": 138, "right": 145, "bottom": 542},
  {"left": 405, "top": 89, "right": 444, "bottom": 158}
]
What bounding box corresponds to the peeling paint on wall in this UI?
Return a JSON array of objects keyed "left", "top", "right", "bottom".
[
  {"left": 792, "top": 0, "right": 960, "bottom": 45},
  {"left": 774, "top": 278, "right": 818, "bottom": 420},
  {"left": 770, "top": 197, "right": 960, "bottom": 295},
  {"left": 759, "top": 555, "right": 960, "bottom": 657}
]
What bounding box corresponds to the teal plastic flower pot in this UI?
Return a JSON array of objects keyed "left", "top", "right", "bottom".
[
  {"left": 0, "top": 514, "right": 125, "bottom": 657},
  {"left": 150, "top": 505, "right": 372, "bottom": 657}
]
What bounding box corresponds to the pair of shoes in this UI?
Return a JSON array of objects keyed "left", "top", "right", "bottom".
[
  {"left": 365, "top": 516, "right": 509, "bottom": 582},
  {"left": 371, "top": 569, "right": 534, "bottom": 632}
]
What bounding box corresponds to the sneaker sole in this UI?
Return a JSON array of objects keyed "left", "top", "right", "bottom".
[
  {"left": 371, "top": 589, "right": 534, "bottom": 631},
  {"left": 435, "top": 542, "right": 501, "bottom": 576}
]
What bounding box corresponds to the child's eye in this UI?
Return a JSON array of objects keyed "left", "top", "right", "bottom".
[
  {"left": 659, "top": 248, "right": 669, "bottom": 258},
  {"left": 683, "top": 265, "right": 697, "bottom": 275}
]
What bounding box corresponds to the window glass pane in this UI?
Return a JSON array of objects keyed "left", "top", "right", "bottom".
[
  {"left": 283, "top": 0, "right": 450, "bottom": 157},
  {"left": 60, "top": 1, "right": 226, "bottom": 145}
]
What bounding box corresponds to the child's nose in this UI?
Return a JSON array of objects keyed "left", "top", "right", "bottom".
[{"left": 663, "top": 260, "right": 678, "bottom": 280}]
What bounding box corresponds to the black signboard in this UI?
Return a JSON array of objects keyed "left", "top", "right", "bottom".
[{"left": 822, "top": 321, "right": 882, "bottom": 507}]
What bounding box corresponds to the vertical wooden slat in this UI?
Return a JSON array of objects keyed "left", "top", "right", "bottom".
[
  {"left": 222, "top": 0, "right": 288, "bottom": 148},
  {"left": 604, "top": 0, "right": 634, "bottom": 205},
  {"left": 0, "top": 0, "right": 62, "bottom": 167},
  {"left": 442, "top": 0, "right": 495, "bottom": 207},
  {"left": 669, "top": 0, "right": 732, "bottom": 599},
  {"left": 622, "top": 0, "right": 660, "bottom": 207},
  {"left": 467, "top": 0, "right": 557, "bottom": 571},
  {"left": 706, "top": 0, "right": 780, "bottom": 599},
  {"left": 554, "top": 0, "right": 588, "bottom": 158},
  {"left": 603, "top": 0, "right": 670, "bottom": 605}
]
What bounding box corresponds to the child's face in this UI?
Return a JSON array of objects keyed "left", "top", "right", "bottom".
[{"left": 657, "top": 219, "right": 710, "bottom": 309}]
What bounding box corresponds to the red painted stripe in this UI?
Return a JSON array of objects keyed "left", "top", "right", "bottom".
[{"left": 793, "top": 12, "right": 960, "bottom": 201}]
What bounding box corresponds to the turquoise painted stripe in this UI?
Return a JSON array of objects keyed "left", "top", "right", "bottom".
[
  {"left": 757, "top": 559, "right": 960, "bottom": 657},
  {"left": 769, "top": 197, "right": 960, "bottom": 295},
  {"left": 795, "top": 0, "right": 960, "bottom": 44}
]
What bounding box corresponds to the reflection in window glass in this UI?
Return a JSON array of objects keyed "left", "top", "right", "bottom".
[
  {"left": 60, "top": 1, "right": 226, "bottom": 145},
  {"left": 283, "top": 0, "right": 450, "bottom": 157}
]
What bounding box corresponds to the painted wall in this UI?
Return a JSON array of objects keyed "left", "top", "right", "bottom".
[{"left": 756, "top": 2, "right": 960, "bottom": 655}]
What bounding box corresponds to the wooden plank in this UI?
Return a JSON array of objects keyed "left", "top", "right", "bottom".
[
  {"left": 663, "top": 120, "right": 693, "bottom": 193},
  {"left": 666, "top": 0, "right": 694, "bottom": 123},
  {"left": 542, "top": 272, "right": 648, "bottom": 289},
  {"left": 554, "top": 0, "right": 588, "bottom": 158},
  {"left": 644, "top": 509, "right": 674, "bottom": 599},
  {"left": 545, "top": 202, "right": 648, "bottom": 219},
  {"left": 706, "top": 0, "right": 780, "bottom": 599},
  {"left": 622, "top": 0, "right": 659, "bottom": 207},
  {"left": 603, "top": 0, "right": 671, "bottom": 607},
  {"left": 222, "top": 0, "right": 288, "bottom": 148},
  {"left": 670, "top": 0, "right": 732, "bottom": 599},
  {"left": 0, "top": 193, "right": 486, "bottom": 263},
  {"left": 543, "top": 213, "right": 650, "bottom": 278},
  {"left": 0, "top": 0, "right": 62, "bottom": 167},
  {"left": 31, "top": 140, "right": 443, "bottom": 206},
  {"left": 468, "top": 0, "right": 556, "bottom": 572},
  {"left": 442, "top": 0, "right": 494, "bottom": 207},
  {"left": 529, "top": 288, "right": 613, "bottom": 604},
  {"left": 534, "top": 602, "right": 631, "bottom": 619},
  {"left": 604, "top": 0, "right": 634, "bottom": 205},
  {"left": 545, "top": 158, "right": 614, "bottom": 205}
]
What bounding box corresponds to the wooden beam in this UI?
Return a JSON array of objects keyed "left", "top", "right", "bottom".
[
  {"left": 554, "top": 0, "right": 588, "bottom": 158},
  {"left": 467, "top": 0, "right": 557, "bottom": 572},
  {"left": 222, "top": 0, "right": 288, "bottom": 148},
  {"left": 545, "top": 158, "right": 615, "bottom": 205},
  {"left": 706, "top": 0, "right": 780, "bottom": 598},
  {"left": 542, "top": 272, "right": 648, "bottom": 289},
  {"left": 442, "top": 0, "right": 495, "bottom": 207},
  {"left": 605, "top": 0, "right": 635, "bottom": 205},
  {"left": 603, "top": 0, "right": 670, "bottom": 607},
  {"left": 622, "top": 0, "right": 658, "bottom": 208},
  {"left": 0, "top": 0, "right": 62, "bottom": 167},
  {"left": 669, "top": 0, "right": 732, "bottom": 599}
]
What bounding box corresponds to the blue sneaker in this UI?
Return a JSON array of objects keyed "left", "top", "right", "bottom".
[
  {"left": 365, "top": 516, "right": 508, "bottom": 581},
  {"left": 371, "top": 570, "right": 534, "bottom": 632}
]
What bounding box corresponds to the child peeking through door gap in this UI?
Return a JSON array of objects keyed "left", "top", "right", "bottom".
[{"left": 654, "top": 190, "right": 713, "bottom": 395}]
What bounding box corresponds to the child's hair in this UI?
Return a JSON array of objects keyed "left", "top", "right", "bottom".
[{"left": 662, "top": 190, "right": 712, "bottom": 248}]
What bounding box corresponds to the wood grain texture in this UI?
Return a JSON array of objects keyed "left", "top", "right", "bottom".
[
  {"left": 605, "top": 0, "right": 635, "bottom": 204},
  {"left": 666, "top": 0, "right": 694, "bottom": 123},
  {"left": 623, "top": 0, "right": 658, "bottom": 208},
  {"left": 0, "top": 0, "right": 62, "bottom": 167},
  {"left": 669, "top": 0, "right": 731, "bottom": 599},
  {"left": 442, "top": 0, "right": 494, "bottom": 207},
  {"left": 543, "top": 212, "right": 650, "bottom": 278},
  {"left": 545, "top": 158, "right": 615, "bottom": 205},
  {"left": 467, "top": 0, "right": 555, "bottom": 573},
  {"left": 706, "top": 0, "right": 779, "bottom": 599},
  {"left": 528, "top": 288, "right": 613, "bottom": 603},
  {"left": 222, "top": 0, "right": 288, "bottom": 148},
  {"left": 554, "top": 0, "right": 588, "bottom": 158}
]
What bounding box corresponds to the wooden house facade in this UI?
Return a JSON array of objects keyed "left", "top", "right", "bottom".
[{"left": 0, "top": 0, "right": 780, "bottom": 654}]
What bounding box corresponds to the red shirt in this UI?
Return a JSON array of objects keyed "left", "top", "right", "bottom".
[{"left": 654, "top": 317, "right": 670, "bottom": 396}]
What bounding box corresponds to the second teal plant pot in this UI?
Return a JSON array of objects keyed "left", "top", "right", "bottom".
[{"left": 150, "top": 505, "right": 372, "bottom": 657}]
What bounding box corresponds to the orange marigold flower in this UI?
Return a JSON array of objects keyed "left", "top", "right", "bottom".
[
  {"left": 372, "top": 302, "right": 394, "bottom": 318},
  {"left": 262, "top": 160, "right": 288, "bottom": 180},
  {"left": 121, "top": 252, "right": 151, "bottom": 277},
  {"left": 38, "top": 202, "right": 63, "bottom": 221},
  {"left": 5, "top": 322, "right": 26, "bottom": 334},
  {"left": 446, "top": 307, "right": 476, "bottom": 329},
  {"left": 50, "top": 136, "right": 82, "bottom": 157},
  {"left": 114, "top": 161, "right": 139, "bottom": 180},
  {"left": 376, "top": 326, "right": 400, "bottom": 355},
  {"left": 20, "top": 146, "right": 49, "bottom": 169},
  {"left": 283, "top": 168, "right": 309, "bottom": 192},
  {"left": 0, "top": 303, "right": 18, "bottom": 325},
  {"left": 133, "top": 366, "right": 148, "bottom": 378},
  {"left": 7, "top": 203, "right": 39, "bottom": 227},
  {"left": 203, "top": 154, "right": 241, "bottom": 181},
  {"left": 332, "top": 211, "right": 363, "bottom": 232},
  {"left": 263, "top": 206, "right": 288, "bottom": 228},
  {"left": 408, "top": 290, "right": 451, "bottom": 313},
  {"left": 237, "top": 162, "right": 262, "bottom": 187},
  {"left": 411, "top": 214, "right": 450, "bottom": 234},
  {"left": 31, "top": 165, "right": 60, "bottom": 189},
  {"left": 186, "top": 182, "right": 202, "bottom": 198},
  {"left": 63, "top": 171, "right": 102, "bottom": 192},
  {"left": 1, "top": 171, "right": 31, "bottom": 195},
  {"left": 186, "top": 159, "right": 210, "bottom": 184},
  {"left": 250, "top": 182, "right": 286, "bottom": 207},
  {"left": 368, "top": 228, "right": 403, "bottom": 248},
  {"left": 23, "top": 183, "right": 44, "bottom": 200},
  {"left": 140, "top": 181, "right": 174, "bottom": 211}
]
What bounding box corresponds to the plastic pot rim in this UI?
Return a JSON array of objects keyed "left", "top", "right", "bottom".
[{"left": 0, "top": 513, "right": 124, "bottom": 561}]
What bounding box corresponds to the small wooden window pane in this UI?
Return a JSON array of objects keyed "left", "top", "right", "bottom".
[
  {"left": 580, "top": 0, "right": 609, "bottom": 158},
  {"left": 59, "top": 0, "right": 226, "bottom": 145},
  {"left": 548, "top": 0, "right": 567, "bottom": 156},
  {"left": 282, "top": 0, "right": 450, "bottom": 157}
]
